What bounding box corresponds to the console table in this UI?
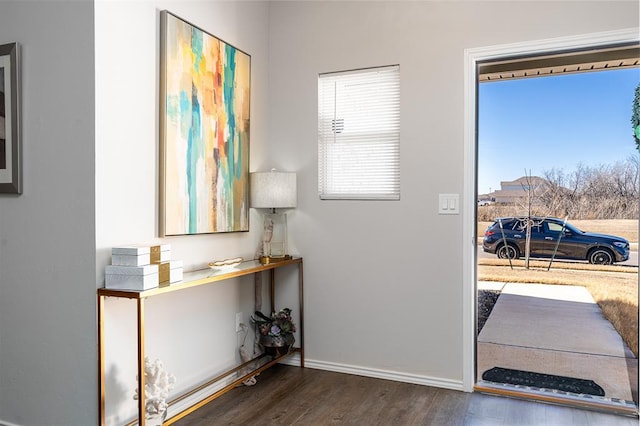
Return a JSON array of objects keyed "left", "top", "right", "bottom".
[{"left": 98, "top": 257, "right": 304, "bottom": 425}]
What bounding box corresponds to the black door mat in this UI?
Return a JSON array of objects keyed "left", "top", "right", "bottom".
[{"left": 482, "top": 367, "right": 605, "bottom": 396}]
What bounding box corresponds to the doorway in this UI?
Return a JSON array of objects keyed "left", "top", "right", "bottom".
[{"left": 463, "top": 30, "right": 640, "bottom": 415}]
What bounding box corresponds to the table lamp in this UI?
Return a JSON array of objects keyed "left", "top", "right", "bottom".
[{"left": 250, "top": 170, "right": 297, "bottom": 264}]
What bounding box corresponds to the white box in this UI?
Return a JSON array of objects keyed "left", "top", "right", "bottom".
[
  {"left": 159, "top": 260, "right": 184, "bottom": 285},
  {"left": 171, "top": 268, "right": 183, "bottom": 283},
  {"left": 170, "top": 260, "right": 183, "bottom": 283},
  {"left": 105, "top": 264, "right": 159, "bottom": 291},
  {"left": 111, "top": 253, "right": 151, "bottom": 266},
  {"left": 152, "top": 247, "right": 171, "bottom": 263},
  {"left": 112, "top": 245, "right": 151, "bottom": 256},
  {"left": 112, "top": 244, "right": 171, "bottom": 263}
]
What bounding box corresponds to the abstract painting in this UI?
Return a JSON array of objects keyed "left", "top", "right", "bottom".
[
  {"left": 160, "top": 11, "right": 250, "bottom": 236},
  {"left": 0, "top": 42, "right": 20, "bottom": 194}
]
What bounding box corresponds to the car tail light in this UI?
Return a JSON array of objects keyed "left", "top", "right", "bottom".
[{"left": 485, "top": 230, "right": 494, "bottom": 237}]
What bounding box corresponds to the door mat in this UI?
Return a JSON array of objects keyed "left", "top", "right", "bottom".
[{"left": 482, "top": 367, "right": 605, "bottom": 396}]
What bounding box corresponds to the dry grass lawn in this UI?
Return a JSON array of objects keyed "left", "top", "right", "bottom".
[
  {"left": 570, "top": 219, "right": 638, "bottom": 244},
  {"left": 479, "top": 258, "right": 638, "bottom": 358},
  {"left": 478, "top": 219, "right": 638, "bottom": 247}
]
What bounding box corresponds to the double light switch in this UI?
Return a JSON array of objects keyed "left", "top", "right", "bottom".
[{"left": 439, "top": 193, "right": 459, "bottom": 214}]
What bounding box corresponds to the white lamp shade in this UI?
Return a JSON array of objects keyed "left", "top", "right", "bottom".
[{"left": 250, "top": 171, "right": 297, "bottom": 209}]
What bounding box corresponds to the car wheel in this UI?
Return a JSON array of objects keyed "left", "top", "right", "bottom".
[
  {"left": 589, "top": 248, "right": 613, "bottom": 265},
  {"left": 497, "top": 244, "right": 519, "bottom": 260}
]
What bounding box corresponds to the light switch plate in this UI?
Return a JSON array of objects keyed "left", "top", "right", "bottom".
[{"left": 439, "top": 194, "right": 459, "bottom": 215}]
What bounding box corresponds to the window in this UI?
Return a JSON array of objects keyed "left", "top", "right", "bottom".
[
  {"left": 318, "top": 65, "right": 400, "bottom": 200},
  {"left": 546, "top": 222, "right": 565, "bottom": 233}
]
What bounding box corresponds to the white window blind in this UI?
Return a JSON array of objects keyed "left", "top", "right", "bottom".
[{"left": 318, "top": 65, "right": 400, "bottom": 200}]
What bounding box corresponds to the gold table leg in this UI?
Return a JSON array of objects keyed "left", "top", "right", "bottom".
[
  {"left": 137, "top": 298, "right": 146, "bottom": 426},
  {"left": 98, "top": 295, "right": 105, "bottom": 426},
  {"left": 269, "top": 269, "right": 275, "bottom": 313},
  {"left": 298, "top": 262, "right": 304, "bottom": 368}
]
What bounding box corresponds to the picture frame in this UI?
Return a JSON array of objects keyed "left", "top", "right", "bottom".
[
  {"left": 0, "top": 42, "right": 21, "bottom": 194},
  {"left": 159, "top": 11, "right": 251, "bottom": 236}
]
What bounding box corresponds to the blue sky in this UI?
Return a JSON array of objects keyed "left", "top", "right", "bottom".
[{"left": 478, "top": 67, "right": 640, "bottom": 195}]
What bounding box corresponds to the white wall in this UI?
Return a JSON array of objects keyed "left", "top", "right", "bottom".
[
  {"left": 0, "top": 1, "right": 96, "bottom": 425},
  {"left": 267, "top": 1, "right": 639, "bottom": 388},
  {"left": 95, "top": 1, "right": 270, "bottom": 423}
]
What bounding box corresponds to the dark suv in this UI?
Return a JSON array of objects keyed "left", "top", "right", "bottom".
[{"left": 482, "top": 217, "right": 630, "bottom": 265}]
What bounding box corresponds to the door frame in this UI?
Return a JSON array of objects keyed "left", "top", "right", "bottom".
[{"left": 462, "top": 27, "right": 640, "bottom": 393}]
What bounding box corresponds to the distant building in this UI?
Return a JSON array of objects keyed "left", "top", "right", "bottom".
[{"left": 486, "top": 176, "right": 550, "bottom": 204}]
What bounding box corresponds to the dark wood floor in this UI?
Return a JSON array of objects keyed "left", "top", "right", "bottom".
[{"left": 173, "top": 365, "right": 638, "bottom": 425}]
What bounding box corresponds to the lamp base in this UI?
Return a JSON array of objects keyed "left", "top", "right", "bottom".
[{"left": 259, "top": 255, "right": 293, "bottom": 265}]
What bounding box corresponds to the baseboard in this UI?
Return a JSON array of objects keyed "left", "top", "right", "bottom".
[
  {"left": 278, "top": 352, "right": 301, "bottom": 367},
  {"left": 300, "top": 358, "right": 465, "bottom": 392}
]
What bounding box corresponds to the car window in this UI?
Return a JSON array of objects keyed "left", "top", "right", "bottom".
[
  {"left": 546, "top": 222, "right": 565, "bottom": 233},
  {"left": 493, "top": 220, "right": 516, "bottom": 231},
  {"left": 514, "top": 220, "right": 542, "bottom": 233}
]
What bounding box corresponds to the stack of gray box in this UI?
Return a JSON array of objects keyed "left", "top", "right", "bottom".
[{"left": 105, "top": 244, "right": 183, "bottom": 290}]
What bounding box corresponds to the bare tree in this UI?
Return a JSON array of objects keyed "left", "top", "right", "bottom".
[
  {"left": 514, "top": 170, "right": 550, "bottom": 269},
  {"left": 541, "top": 168, "right": 572, "bottom": 217},
  {"left": 540, "top": 156, "right": 639, "bottom": 220}
]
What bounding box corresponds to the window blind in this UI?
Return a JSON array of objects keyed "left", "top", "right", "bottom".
[{"left": 318, "top": 65, "right": 400, "bottom": 200}]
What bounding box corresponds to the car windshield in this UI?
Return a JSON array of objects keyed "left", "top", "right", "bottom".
[{"left": 563, "top": 222, "right": 583, "bottom": 234}]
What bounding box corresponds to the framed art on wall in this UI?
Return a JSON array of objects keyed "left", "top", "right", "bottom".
[
  {"left": 160, "top": 10, "right": 251, "bottom": 236},
  {"left": 0, "top": 42, "right": 21, "bottom": 194}
]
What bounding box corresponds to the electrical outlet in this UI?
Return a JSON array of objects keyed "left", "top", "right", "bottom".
[{"left": 235, "top": 312, "right": 243, "bottom": 332}]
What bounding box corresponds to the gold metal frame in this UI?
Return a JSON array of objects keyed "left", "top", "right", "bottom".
[
  {"left": 159, "top": 10, "right": 251, "bottom": 237},
  {"left": 258, "top": 254, "right": 293, "bottom": 265},
  {"left": 98, "top": 257, "right": 304, "bottom": 425}
]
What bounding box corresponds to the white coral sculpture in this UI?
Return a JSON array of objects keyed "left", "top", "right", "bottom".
[{"left": 133, "top": 357, "right": 176, "bottom": 416}]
